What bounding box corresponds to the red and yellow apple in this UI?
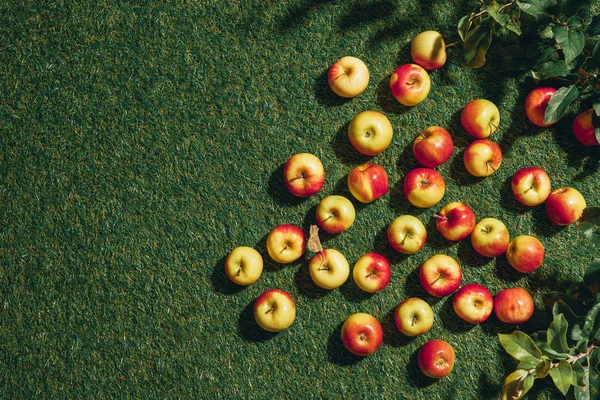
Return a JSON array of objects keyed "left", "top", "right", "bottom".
[
  {"left": 254, "top": 289, "right": 296, "bottom": 332},
  {"left": 411, "top": 31, "right": 447, "bottom": 71},
  {"left": 419, "top": 254, "right": 462, "bottom": 297},
  {"left": 511, "top": 167, "right": 552, "bottom": 207},
  {"left": 352, "top": 252, "right": 391, "bottom": 293},
  {"left": 308, "top": 249, "right": 350, "bottom": 290},
  {"left": 328, "top": 56, "right": 370, "bottom": 98},
  {"left": 525, "top": 86, "right": 557, "bottom": 127},
  {"left": 412, "top": 126, "right": 454, "bottom": 168},
  {"left": 461, "top": 99, "right": 500, "bottom": 138},
  {"left": 340, "top": 313, "right": 384, "bottom": 356},
  {"left": 316, "top": 195, "right": 356, "bottom": 233},
  {"left": 452, "top": 283, "right": 494, "bottom": 324},
  {"left": 545, "top": 187, "right": 587, "bottom": 226},
  {"left": 347, "top": 163, "right": 389, "bottom": 203},
  {"left": 418, "top": 340, "right": 455, "bottom": 379},
  {"left": 572, "top": 108, "right": 600, "bottom": 146},
  {"left": 403, "top": 167, "right": 445, "bottom": 208},
  {"left": 506, "top": 235, "right": 545, "bottom": 273},
  {"left": 266, "top": 224, "right": 306, "bottom": 264},
  {"left": 283, "top": 153, "right": 325, "bottom": 197},
  {"left": 394, "top": 297, "right": 434, "bottom": 336},
  {"left": 463, "top": 139, "right": 502, "bottom": 177},
  {"left": 225, "top": 246, "right": 263, "bottom": 285},
  {"left": 471, "top": 218, "right": 510, "bottom": 257},
  {"left": 347, "top": 111, "right": 394, "bottom": 156},
  {"left": 390, "top": 64, "right": 431, "bottom": 106},
  {"left": 387, "top": 215, "right": 427, "bottom": 254},
  {"left": 494, "top": 287, "right": 534, "bottom": 325},
  {"left": 434, "top": 202, "right": 476, "bottom": 241}
]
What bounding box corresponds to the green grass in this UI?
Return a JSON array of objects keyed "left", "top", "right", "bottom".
[{"left": 1, "top": 0, "right": 599, "bottom": 398}]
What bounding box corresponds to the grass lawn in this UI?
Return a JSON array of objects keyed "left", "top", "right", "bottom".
[{"left": 1, "top": 0, "right": 599, "bottom": 398}]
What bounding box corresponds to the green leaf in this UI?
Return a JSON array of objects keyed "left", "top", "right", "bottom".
[
  {"left": 535, "top": 357, "right": 552, "bottom": 378},
  {"left": 544, "top": 85, "right": 579, "bottom": 125},
  {"left": 584, "top": 261, "right": 600, "bottom": 288},
  {"left": 572, "top": 360, "right": 586, "bottom": 387},
  {"left": 580, "top": 207, "right": 600, "bottom": 227},
  {"left": 592, "top": 40, "right": 600, "bottom": 67},
  {"left": 590, "top": 16, "right": 600, "bottom": 37},
  {"left": 485, "top": 1, "right": 522, "bottom": 35},
  {"left": 552, "top": 25, "right": 585, "bottom": 63},
  {"left": 589, "top": 366, "right": 600, "bottom": 399},
  {"left": 579, "top": 303, "right": 600, "bottom": 345},
  {"left": 517, "top": 0, "right": 558, "bottom": 22},
  {"left": 519, "top": 357, "right": 542, "bottom": 370},
  {"left": 549, "top": 359, "right": 573, "bottom": 395},
  {"left": 502, "top": 369, "right": 534, "bottom": 400},
  {"left": 458, "top": 15, "right": 472, "bottom": 42},
  {"left": 499, "top": 332, "right": 543, "bottom": 363},
  {"left": 548, "top": 314, "right": 571, "bottom": 353},
  {"left": 531, "top": 60, "right": 577, "bottom": 82},
  {"left": 538, "top": 342, "right": 569, "bottom": 359},
  {"left": 464, "top": 20, "right": 493, "bottom": 68}
]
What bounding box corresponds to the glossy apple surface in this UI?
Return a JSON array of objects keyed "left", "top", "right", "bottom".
[
  {"left": 403, "top": 167, "right": 445, "bottom": 208},
  {"left": 471, "top": 218, "right": 510, "bottom": 257},
  {"left": 525, "top": 86, "right": 557, "bottom": 127},
  {"left": 452, "top": 283, "right": 494, "bottom": 324},
  {"left": 316, "top": 195, "right": 356, "bottom": 233},
  {"left": 419, "top": 254, "right": 462, "bottom": 297},
  {"left": 254, "top": 289, "right": 296, "bottom": 332},
  {"left": 572, "top": 109, "right": 600, "bottom": 146},
  {"left": 387, "top": 215, "right": 427, "bottom": 254},
  {"left": 394, "top": 297, "right": 434, "bottom": 336},
  {"left": 266, "top": 224, "right": 306, "bottom": 264},
  {"left": 348, "top": 111, "right": 394, "bottom": 156},
  {"left": 418, "top": 339, "right": 455, "bottom": 379},
  {"left": 461, "top": 99, "right": 500, "bottom": 138},
  {"left": 545, "top": 187, "right": 587, "bottom": 226},
  {"left": 506, "top": 235, "right": 545, "bottom": 273},
  {"left": 390, "top": 63, "right": 431, "bottom": 106},
  {"left": 511, "top": 167, "right": 551, "bottom": 207},
  {"left": 494, "top": 287, "right": 534, "bottom": 325},
  {"left": 434, "top": 202, "right": 476, "bottom": 241},
  {"left": 412, "top": 126, "right": 454, "bottom": 168},
  {"left": 347, "top": 163, "right": 389, "bottom": 203},
  {"left": 283, "top": 153, "right": 325, "bottom": 197},
  {"left": 340, "top": 313, "right": 384, "bottom": 356},
  {"left": 411, "top": 31, "right": 446, "bottom": 70},
  {"left": 353, "top": 252, "right": 391, "bottom": 293},
  {"left": 308, "top": 249, "right": 350, "bottom": 290},
  {"left": 225, "top": 246, "right": 263, "bottom": 285},
  {"left": 463, "top": 139, "right": 502, "bottom": 177},
  {"left": 328, "top": 56, "right": 369, "bottom": 98}
]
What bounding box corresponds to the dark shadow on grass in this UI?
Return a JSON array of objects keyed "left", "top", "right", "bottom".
[
  {"left": 493, "top": 256, "right": 525, "bottom": 283},
  {"left": 268, "top": 162, "right": 310, "bottom": 207},
  {"left": 382, "top": 305, "right": 415, "bottom": 348},
  {"left": 276, "top": 0, "right": 339, "bottom": 31},
  {"left": 476, "top": 372, "right": 502, "bottom": 399},
  {"left": 407, "top": 346, "right": 437, "bottom": 388},
  {"left": 437, "top": 295, "right": 477, "bottom": 333},
  {"left": 238, "top": 301, "right": 278, "bottom": 343},
  {"left": 498, "top": 174, "right": 529, "bottom": 215},
  {"left": 530, "top": 202, "right": 565, "bottom": 238},
  {"left": 456, "top": 237, "right": 490, "bottom": 268},
  {"left": 211, "top": 254, "right": 247, "bottom": 295},
  {"left": 374, "top": 75, "right": 411, "bottom": 115},
  {"left": 339, "top": 278, "right": 375, "bottom": 303},
  {"left": 331, "top": 121, "right": 372, "bottom": 166},
  {"left": 314, "top": 69, "right": 353, "bottom": 107},
  {"left": 294, "top": 261, "right": 330, "bottom": 300},
  {"left": 403, "top": 265, "right": 444, "bottom": 307},
  {"left": 424, "top": 216, "right": 455, "bottom": 251},
  {"left": 372, "top": 225, "right": 409, "bottom": 267},
  {"left": 336, "top": 0, "right": 395, "bottom": 33},
  {"left": 327, "top": 319, "right": 364, "bottom": 366}
]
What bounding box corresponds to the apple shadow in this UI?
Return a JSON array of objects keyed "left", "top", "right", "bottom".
[
  {"left": 382, "top": 306, "right": 415, "bottom": 348},
  {"left": 301, "top": 203, "right": 342, "bottom": 247},
  {"left": 313, "top": 69, "right": 353, "bottom": 107},
  {"left": 374, "top": 75, "right": 412, "bottom": 115},
  {"left": 372, "top": 225, "right": 408, "bottom": 267},
  {"left": 238, "top": 300, "right": 279, "bottom": 343},
  {"left": 339, "top": 277, "right": 375, "bottom": 303},
  {"left": 267, "top": 162, "right": 311, "bottom": 207},
  {"left": 294, "top": 261, "right": 331, "bottom": 300},
  {"left": 406, "top": 347, "right": 438, "bottom": 388},
  {"left": 530, "top": 203, "right": 565, "bottom": 238},
  {"left": 456, "top": 238, "right": 491, "bottom": 268},
  {"left": 437, "top": 295, "right": 477, "bottom": 333},
  {"left": 211, "top": 254, "right": 248, "bottom": 295},
  {"left": 493, "top": 256, "right": 525, "bottom": 284},
  {"left": 332, "top": 121, "right": 372, "bottom": 166},
  {"left": 424, "top": 216, "right": 455, "bottom": 251},
  {"left": 498, "top": 174, "right": 529, "bottom": 216},
  {"left": 327, "top": 320, "right": 365, "bottom": 366},
  {"left": 403, "top": 265, "right": 445, "bottom": 307},
  {"left": 448, "top": 145, "right": 485, "bottom": 187},
  {"left": 388, "top": 179, "right": 428, "bottom": 217}
]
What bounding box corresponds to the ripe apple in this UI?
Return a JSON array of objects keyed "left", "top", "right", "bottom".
[
  {"left": 494, "top": 287, "right": 534, "bottom": 325},
  {"left": 308, "top": 249, "right": 350, "bottom": 290},
  {"left": 463, "top": 139, "right": 502, "bottom": 177},
  {"left": 394, "top": 297, "right": 434, "bottom": 337},
  {"left": 412, "top": 126, "right": 454, "bottom": 168},
  {"left": 316, "top": 195, "right": 356, "bottom": 234},
  {"left": 353, "top": 252, "right": 391, "bottom": 293},
  {"left": 387, "top": 215, "right": 427, "bottom": 254},
  {"left": 403, "top": 167, "right": 445, "bottom": 208},
  {"left": 452, "top": 283, "right": 494, "bottom": 324},
  {"left": 434, "top": 202, "right": 476, "bottom": 241},
  {"left": 461, "top": 99, "right": 500, "bottom": 138},
  {"left": 511, "top": 167, "right": 552, "bottom": 207},
  {"left": 411, "top": 31, "right": 447, "bottom": 70},
  {"left": 347, "top": 111, "right": 394, "bottom": 156},
  {"left": 254, "top": 289, "right": 296, "bottom": 332},
  {"left": 572, "top": 108, "right": 600, "bottom": 146},
  {"left": 347, "top": 163, "right": 389, "bottom": 203},
  {"left": 418, "top": 339, "right": 455, "bottom": 379},
  {"left": 419, "top": 254, "right": 462, "bottom": 297},
  {"left": 225, "top": 246, "right": 263, "bottom": 285},
  {"left": 390, "top": 63, "right": 431, "bottom": 106},
  {"left": 327, "top": 56, "right": 370, "bottom": 98},
  {"left": 283, "top": 153, "right": 325, "bottom": 197},
  {"left": 471, "top": 218, "right": 510, "bottom": 257},
  {"left": 525, "top": 86, "right": 557, "bottom": 127},
  {"left": 266, "top": 224, "right": 306, "bottom": 264},
  {"left": 545, "top": 187, "right": 587, "bottom": 226},
  {"left": 506, "top": 235, "right": 545, "bottom": 273},
  {"left": 340, "top": 313, "right": 383, "bottom": 356}
]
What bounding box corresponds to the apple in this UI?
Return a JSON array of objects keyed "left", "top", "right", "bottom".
[
  {"left": 418, "top": 340, "right": 455, "bottom": 379},
  {"left": 266, "top": 224, "right": 306, "bottom": 264},
  {"left": 494, "top": 287, "right": 534, "bottom": 325},
  {"left": 308, "top": 249, "right": 350, "bottom": 290},
  {"left": 525, "top": 86, "right": 557, "bottom": 127},
  {"left": 403, "top": 167, "right": 445, "bottom": 208},
  {"left": 390, "top": 63, "right": 431, "bottom": 106},
  {"left": 463, "top": 139, "right": 502, "bottom": 177},
  {"left": 316, "top": 195, "right": 356, "bottom": 234},
  {"left": 340, "top": 313, "right": 384, "bottom": 356},
  {"left": 452, "top": 283, "right": 494, "bottom": 324},
  {"left": 511, "top": 167, "right": 552, "bottom": 207},
  {"left": 412, "top": 126, "right": 454, "bottom": 168},
  {"left": 352, "top": 252, "right": 391, "bottom": 293},
  {"left": 411, "top": 31, "right": 447, "bottom": 70},
  {"left": 347, "top": 111, "right": 394, "bottom": 156},
  {"left": 545, "top": 187, "right": 587, "bottom": 226},
  {"left": 225, "top": 246, "right": 263, "bottom": 285},
  {"left": 327, "top": 56, "right": 370, "bottom": 98},
  {"left": 471, "top": 218, "right": 510, "bottom": 257},
  {"left": 347, "top": 163, "right": 389, "bottom": 203},
  {"left": 506, "top": 235, "right": 545, "bottom": 273},
  {"left": 434, "top": 202, "right": 476, "bottom": 241},
  {"left": 419, "top": 254, "right": 462, "bottom": 297},
  {"left": 572, "top": 108, "right": 600, "bottom": 146},
  {"left": 254, "top": 289, "right": 296, "bottom": 332},
  {"left": 283, "top": 153, "right": 325, "bottom": 197},
  {"left": 461, "top": 99, "right": 500, "bottom": 138},
  {"left": 394, "top": 297, "right": 434, "bottom": 337},
  {"left": 387, "top": 215, "right": 427, "bottom": 254}
]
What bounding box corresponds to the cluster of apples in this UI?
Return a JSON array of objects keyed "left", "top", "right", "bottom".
[{"left": 224, "top": 29, "right": 592, "bottom": 380}]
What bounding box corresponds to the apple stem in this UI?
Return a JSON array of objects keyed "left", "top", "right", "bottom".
[
  {"left": 482, "top": 224, "right": 492, "bottom": 233},
  {"left": 412, "top": 315, "right": 417, "bottom": 326},
  {"left": 432, "top": 214, "right": 447, "bottom": 220},
  {"left": 431, "top": 275, "right": 443, "bottom": 285},
  {"left": 291, "top": 173, "right": 305, "bottom": 181},
  {"left": 366, "top": 271, "right": 376, "bottom": 278},
  {"left": 401, "top": 233, "right": 412, "bottom": 244},
  {"left": 486, "top": 161, "right": 497, "bottom": 173},
  {"left": 489, "top": 122, "right": 498, "bottom": 134},
  {"left": 266, "top": 304, "right": 276, "bottom": 314},
  {"left": 445, "top": 40, "right": 461, "bottom": 49}
]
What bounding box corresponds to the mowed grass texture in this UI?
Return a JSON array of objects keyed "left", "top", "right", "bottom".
[{"left": 1, "top": 0, "right": 599, "bottom": 398}]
